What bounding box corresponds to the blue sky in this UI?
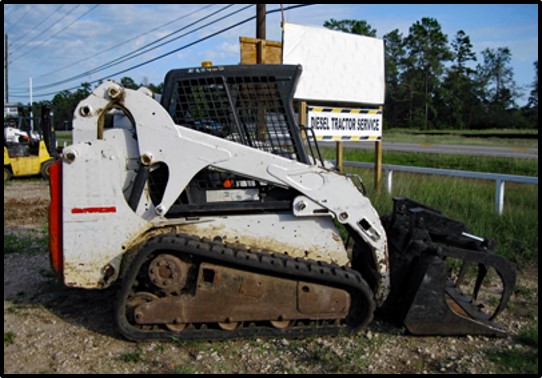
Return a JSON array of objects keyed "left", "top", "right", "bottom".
[{"left": 4, "top": 4, "right": 538, "bottom": 105}]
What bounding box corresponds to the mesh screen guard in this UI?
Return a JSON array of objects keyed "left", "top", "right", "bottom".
[{"left": 161, "top": 65, "right": 309, "bottom": 164}]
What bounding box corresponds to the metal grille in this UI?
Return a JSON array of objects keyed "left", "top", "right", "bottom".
[{"left": 168, "top": 74, "right": 300, "bottom": 161}]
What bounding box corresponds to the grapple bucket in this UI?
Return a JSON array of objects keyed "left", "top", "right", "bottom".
[{"left": 380, "top": 198, "right": 516, "bottom": 336}]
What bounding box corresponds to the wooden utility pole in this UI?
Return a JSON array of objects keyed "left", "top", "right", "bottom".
[
  {"left": 240, "top": 5, "right": 281, "bottom": 65},
  {"left": 256, "top": 5, "right": 266, "bottom": 40},
  {"left": 5, "top": 33, "right": 8, "bottom": 103},
  {"left": 256, "top": 5, "right": 267, "bottom": 141},
  {"left": 256, "top": 5, "right": 267, "bottom": 65}
]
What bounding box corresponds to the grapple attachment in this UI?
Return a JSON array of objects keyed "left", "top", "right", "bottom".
[{"left": 380, "top": 198, "right": 516, "bottom": 336}]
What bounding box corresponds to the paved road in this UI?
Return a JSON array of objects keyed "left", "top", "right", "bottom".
[{"left": 319, "top": 141, "right": 538, "bottom": 159}]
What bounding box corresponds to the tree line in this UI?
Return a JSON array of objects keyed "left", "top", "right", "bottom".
[
  {"left": 30, "top": 77, "right": 163, "bottom": 131},
  {"left": 324, "top": 18, "right": 538, "bottom": 130}
]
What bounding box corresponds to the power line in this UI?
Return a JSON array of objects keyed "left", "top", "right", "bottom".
[
  {"left": 10, "top": 4, "right": 231, "bottom": 90},
  {"left": 12, "top": 4, "right": 312, "bottom": 100},
  {"left": 10, "top": 4, "right": 80, "bottom": 57},
  {"left": 32, "top": 4, "right": 250, "bottom": 91},
  {"left": 9, "top": 5, "right": 66, "bottom": 53},
  {"left": 9, "top": 4, "right": 88, "bottom": 63},
  {"left": 5, "top": 5, "right": 32, "bottom": 34},
  {"left": 11, "top": 5, "right": 101, "bottom": 64},
  {"left": 21, "top": 4, "right": 247, "bottom": 92},
  {"left": 11, "top": 4, "right": 217, "bottom": 86},
  {"left": 82, "top": 4, "right": 243, "bottom": 79}
]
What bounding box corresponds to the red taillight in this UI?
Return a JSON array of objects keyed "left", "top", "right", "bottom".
[{"left": 49, "top": 160, "right": 63, "bottom": 276}]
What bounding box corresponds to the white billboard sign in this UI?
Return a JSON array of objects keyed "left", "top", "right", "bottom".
[
  {"left": 308, "top": 106, "right": 382, "bottom": 141},
  {"left": 283, "top": 22, "right": 385, "bottom": 105}
]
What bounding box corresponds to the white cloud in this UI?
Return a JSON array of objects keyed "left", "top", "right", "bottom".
[
  {"left": 219, "top": 41, "right": 239, "bottom": 55},
  {"left": 5, "top": 4, "right": 537, "bottom": 102}
]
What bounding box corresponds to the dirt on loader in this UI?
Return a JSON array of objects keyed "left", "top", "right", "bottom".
[{"left": 4, "top": 179, "right": 538, "bottom": 374}]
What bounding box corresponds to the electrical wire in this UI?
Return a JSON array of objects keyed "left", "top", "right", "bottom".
[
  {"left": 10, "top": 5, "right": 101, "bottom": 64},
  {"left": 9, "top": 4, "right": 238, "bottom": 91},
  {"left": 9, "top": 4, "right": 81, "bottom": 59},
  {"left": 9, "top": 5, "right": 66, "bottom": 54},
  {"left": 10, "top": 4, "right": 217, "bottom": 87},
  {"left": 5, "top": 5, "right": 32, "bottom": 34},
  {"left": 10, "top": 4, "right": 312, "bottom": 100},
  {"left": 28, "top": 4, "right": 244, "bottom": 91}
]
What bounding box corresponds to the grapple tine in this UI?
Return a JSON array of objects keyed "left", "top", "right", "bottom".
[
  {"left": 455, "top": 260, "right": 468, "bottom": 286},
  {"left": 472, "top": 263, "right": 488, "bottom": 301}
]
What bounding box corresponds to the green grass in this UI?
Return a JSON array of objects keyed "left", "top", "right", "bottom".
[
  {"left": 322, "top": 147, "right": 538, "bottom": 176},
  {"left": 384, "top": 128, "right": 538, "bottom": 148},
  {"left": 489, "top": 327, "right": 538, "bottom": 374},
  {"left": 4, "top": 233, "right": 48, "bottom": 255},
  {"left": 518, "top": 326, "right": 538, "bottom": 348},
  {"left": 322, "top": 147, "right": 538, "bottom": 265},
  {"left": 120, "top": 349, "right": 142, "bottom": 363},
  {"left": 354, "top": 168, "right": 537, "bottom": 265},
  {"left": 55, "top": 131, "right": 72, "bottom": 146},
  {"left": 4, "top": 331, "right": 16, "bottom": 345}
]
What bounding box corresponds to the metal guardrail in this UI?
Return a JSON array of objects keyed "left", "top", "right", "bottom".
[{"left": 343, "top": 161, "right": 538, "bottom": 215}]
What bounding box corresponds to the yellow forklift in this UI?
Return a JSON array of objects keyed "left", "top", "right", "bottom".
[{"left": 4, "top": 103, "right": 57, "bottom": 182}]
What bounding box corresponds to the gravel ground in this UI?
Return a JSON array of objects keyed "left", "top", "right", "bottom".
[{"left": 4, "top": 179, "right": 538, "bottom": 374}]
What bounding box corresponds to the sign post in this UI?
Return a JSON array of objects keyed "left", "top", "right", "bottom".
[
  {"left": 336, "top": 141, "right": 344, "bottom": 173},
  {"left": 375, "top": 138, "right": 383, "bottom": 191}
]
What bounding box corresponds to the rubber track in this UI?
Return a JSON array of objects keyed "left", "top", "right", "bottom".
[{"left": 116, "top": 233, "right": 375, "bottom": 341}]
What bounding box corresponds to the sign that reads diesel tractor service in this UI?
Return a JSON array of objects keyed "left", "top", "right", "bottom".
[{"left": 308, "top": 106, "right": 382, "bottom": 141}]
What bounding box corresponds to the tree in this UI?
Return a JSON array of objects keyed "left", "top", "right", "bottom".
[
  {"left": 46, "top": 76, "right": 168, "bottom": 131},
  {"left": 477, "top": 47, "right": 517, "bottom": 108},
  {"left": 527, "top": 61, "right": 538, "bottom": 109},
  {"left": 524, "top": 60, "right": 538, "bottom": 128},
  {"left": 440, "top": 30, "right": 478, "bottom": 129},
  {"left": 51, "top": 90, "right": 72, "bottom": 130},
  {"left": 383, "top": 29, "right": 407, "bottom": 127},
  {"left": 473, "top": 47, "right": 526, "bottom": 129},
  {"left": 120, "top": 76, "right": 139, "bottom": 90},
  {"left": 403, "top": 17, "right": 452, "bottom": 129},
  {"left": 73, "top": 82, "right": 92, "bottom": 103},
  {"left": 323, "top": 19, "right": 377, "bottom": 37},
  {"left": 146, "top": 81, "right": 164, "bottom": 94}
]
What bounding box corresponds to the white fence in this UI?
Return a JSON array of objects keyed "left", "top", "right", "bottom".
[{"left": 343, "top": 161, "right": 538, "bottom": 215}]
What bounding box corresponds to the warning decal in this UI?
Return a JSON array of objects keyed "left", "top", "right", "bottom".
[{"left": 308, "top": 106, "right": 382, "bottom": 141}]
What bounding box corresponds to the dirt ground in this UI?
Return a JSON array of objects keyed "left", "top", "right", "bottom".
[{"left": 4, "top": 179, "right": 538, "bottom": 374}]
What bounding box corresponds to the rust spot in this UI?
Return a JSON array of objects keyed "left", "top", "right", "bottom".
[{"left": 133, "top": 263, "right": 350, "bottom": 325}]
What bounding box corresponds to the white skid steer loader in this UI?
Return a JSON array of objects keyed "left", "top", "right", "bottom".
[{"left": 48, "top": 65, "right": 515, "bottom": 340}]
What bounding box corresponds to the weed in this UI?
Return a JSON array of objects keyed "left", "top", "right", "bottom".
[
  {"left": 152, "top": 343, "right": 164, "bottom": 353},
  {"left": 6, "top": 306, "right": 19, "bottom": 314},
  {"left": 4, "top": 233, "right": 48, "bottom": 255},
  {"left": 518, "top": 327, "right": 538, "bottom": 348},
  {"left": 488, "top": 345, "right": 538, "bottom": 374},
  {"left": 4, "top": 331, "right": 16, "bottom": 345},
  {"left": 120, "top": 349, "right": 142, "bottom": 363},
  {"left": 513, "top": 284, "right": 537, "bottom": 299},
  {"left": 173, "top": 365, "right": 197, "bottom": 374},
  {"left": 488, "top": 326, "right": 538, "bottom": 374}
]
